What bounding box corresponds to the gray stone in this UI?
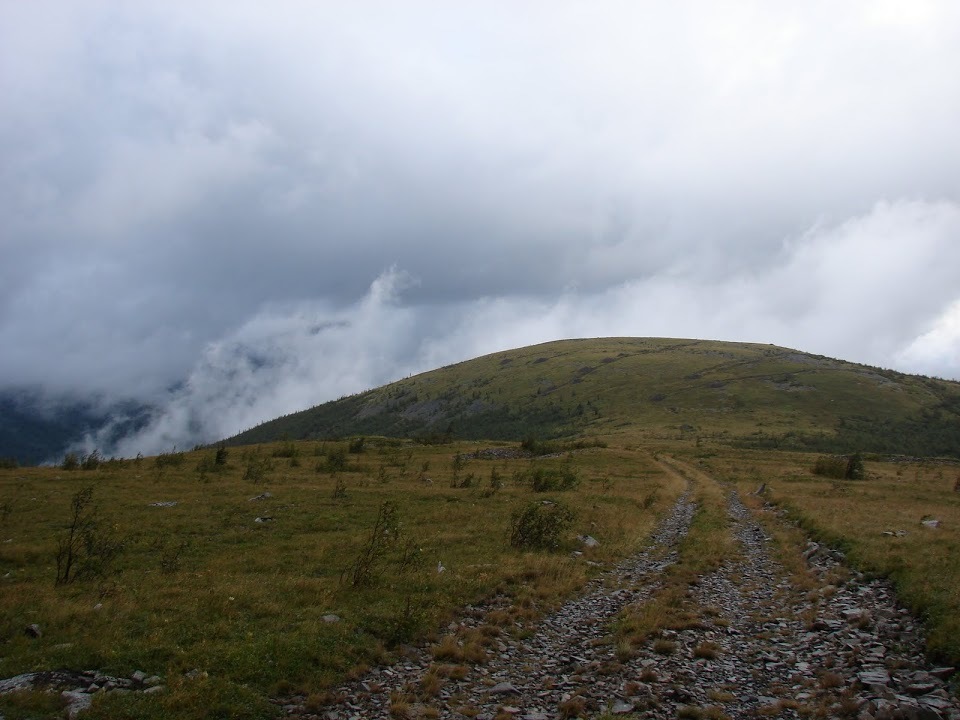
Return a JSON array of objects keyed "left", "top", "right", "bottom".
[
  {"left": 24, "top": 623, "right": 41, "bottom": 638},
  {"left": 131, "top": 670, "right": 147, "bottom": 684},
  {"left": 62, "top": 690, "right": 92, "bottom": 719},
  {"left": 322, "top": 614, "right": 341, "bottom": 623},
  {"left": 143, "top": 685, "right": 165, "bottom": 694},
  {"left": 488, "top": 682, "right": 520, "bottom": 696}
]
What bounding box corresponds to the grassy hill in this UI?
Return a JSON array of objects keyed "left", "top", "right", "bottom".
[{"left": 227, "top": 338, "right": 960, "bottom": 458}]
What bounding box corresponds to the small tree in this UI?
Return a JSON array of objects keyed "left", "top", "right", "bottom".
[
  {"left": 845, "top": 452, "right": 865, "bottom": 480},
  {"left": 55, "top": 487, "right": 123, "bottom": 585}
]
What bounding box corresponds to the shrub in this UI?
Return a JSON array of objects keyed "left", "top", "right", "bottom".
[
  {"left": 55, "top": 487, "right": 124, "bottom": 585},
  {"left": 343, "top": 501, "right": 401, "bottom": 587},
  {"left": 80, "top": 450, "right": 101, "bottom": 471},
  {"left": 155, "top": 448, "right": 185, "bottom": 468},
  {"left": 813, "top": 453, "right": 865, "bottom": 480},
  {"left": 812, "top": 455, "right": 848, "bottom": 479},
  {"left": 845, "top": 452, "right": 865, "bottom": 480},
  {"left": 61, "top": 453, "right": 80, "bottom": 471},
  {"left": 348, "top": 437, "right": 366, "bottom": 454},
  {"left": 214, "top": 444, "right": 229, "bottom": 466},
  {"left": 509, "top": 501, "right": 575, "bottom": 550}
]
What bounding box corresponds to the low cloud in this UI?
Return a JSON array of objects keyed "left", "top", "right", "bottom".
[{"left": 96, "top": 200, "right": 960, "bottom": 457}]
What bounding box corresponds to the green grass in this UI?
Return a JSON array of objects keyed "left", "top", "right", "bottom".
[
  {"left": 0, "top": 439, "right": 680, "bottom": 719},
  {"left": 226, "top": 338, "right": 960, "bottom": 459}
]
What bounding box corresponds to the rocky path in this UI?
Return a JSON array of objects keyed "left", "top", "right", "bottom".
[{"left": 283, "top": 462, "right": 960, "bottom": 720}]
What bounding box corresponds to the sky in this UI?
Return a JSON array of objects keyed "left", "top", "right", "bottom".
[{"left": 2, "top": 1, "right": 959, "bottom": 455}]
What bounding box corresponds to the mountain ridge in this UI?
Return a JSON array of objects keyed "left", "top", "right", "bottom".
[{"left": 224, "top": 337, "right": 960, "bottom": 458}]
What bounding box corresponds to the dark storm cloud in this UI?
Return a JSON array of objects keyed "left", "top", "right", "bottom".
[{"left": 2, "top": 1, "right": 959, "bottom": 453}]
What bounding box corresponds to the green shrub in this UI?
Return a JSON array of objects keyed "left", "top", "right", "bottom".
[
  {"left": 510, "top": 501, "right": 575, "bottom": 550},
  {"left": 813, "top": 453, "right": 865, "bottom": 480}
]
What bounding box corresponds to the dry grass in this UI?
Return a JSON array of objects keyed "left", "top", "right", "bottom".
[
  {"left": 0, "top": 439, "right": 683, "bottom": 720},
  {"left": 693, "top": 641, "right": 721, "bottom": 659},
  {"left": 696, "top": 447, "right": 960, "bottom": 667}
]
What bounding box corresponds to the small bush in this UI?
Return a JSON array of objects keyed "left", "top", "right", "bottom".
[
  {"left": 62, "top": 453, "right": 80, "bottom": 471},
  {"left": 509, "top": 501, "right": 575, "bottom": 550},
  {"left": 348, "top": 437, "right": 366, "bottom": 454},
  {"left": 813, "top": 453, "right": 865, "bottom": 480},
  {"left": 155, "top": 448, "right": 185, "bottom": 468},
  {"left": 324, "top": 447, "right": 348, "bottom": 473}
]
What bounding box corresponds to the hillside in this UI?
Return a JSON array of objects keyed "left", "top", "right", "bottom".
[{"left": 226, "top": 337, "right": 960, "bottom": 458}]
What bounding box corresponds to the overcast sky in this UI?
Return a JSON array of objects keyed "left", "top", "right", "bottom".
[{"left": 2, "top": 1, "right": 959, "bottom": 454}]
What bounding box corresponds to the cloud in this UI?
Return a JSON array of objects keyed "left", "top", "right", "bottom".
[
  {"left": 97, "top": 200, "right": 960, "bottom": 456},
  {"left": 2, "top": 2, "right": 959, "bottom": 453}
]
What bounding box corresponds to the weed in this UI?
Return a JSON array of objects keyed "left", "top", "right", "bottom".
[
  {"left": 558, "top": 695, "right": 586, "bottom": 718},
  {"left": 693, "top": 641, "right": 720, "bottom": 659},
  {"left": 343, "top": 501, "right": 401, "bottom": 587},
  {"left": 652, "top": 638, "right": 677, "bottom": 655}
]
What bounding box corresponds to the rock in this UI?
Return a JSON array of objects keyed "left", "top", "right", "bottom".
[
  {"left": 488, "top": 682, "right": 521, "bottom": 696},
  {"left": 905, "top": 683, "right": 938, "bottom": 696},
  {"left": 322, "top": 614, "right": 341, "bottom": 623},
  {"left": 143, "top": 684, "right": 165, "bottom": 694},
  {"left": 62, "top": 690, "right": 92, "bottom": 719},
  {"left": 148, "top": 501, "right": 178, "bottom": 507},
  {"left": 131, "top": 670, "right": 147, "bottom": 684},
  {"left": 24, "top": 623, "right": 41, "bottom": 638},
  {"left": 611, "top": 700, "right": 634, "bottom": 714},
  {"left": 254, "top": 516, "right": 273, "bottom": 523},
  {"left": 921, "top": 519, "right": 941, "bottom": 529},
  {"left": 144, "top": 675, "right": 162, "bottom": 687},
  {"left": 859, "top": 669, "right": 892, "bottom": 686},
  {"left": 578, "top": 535, "right": 600, "bottom": 548},
  {"left": 249, "top": 492, "right": 272, "bottom": 501},
  {"left": 929, "top": 667, "right": 955, "bottom": 680}
]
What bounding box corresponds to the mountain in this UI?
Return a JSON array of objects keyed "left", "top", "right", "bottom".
[
  {"left": 0, "top": 389, "right": 154, "bottom": 466},
  {"left": 225, "top": 337, "right": 960, "bottom": 458}
]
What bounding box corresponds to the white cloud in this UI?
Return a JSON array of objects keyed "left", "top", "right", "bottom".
[
  {"left": 3, "top": 2, "right": 960, "bottom": 455},
  {"left": 101, "top": 200, "right": 960, "bottom": 456}
]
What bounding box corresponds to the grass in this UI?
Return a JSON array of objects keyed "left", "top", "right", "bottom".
[
  {"left": 227, "top": 337, "right": 960, "bottom": 459},
  {"left": 0, "top": 438, "right": 679, "bottom": 719},
  {"left": 612, "top": 456, "right": 736, "bottom": 650},
  {"left": 5, "top": 391, "right": 960, "bottom": 717},
  {"left": 696, "top": 446, "right": 960, "bottom": 665}
]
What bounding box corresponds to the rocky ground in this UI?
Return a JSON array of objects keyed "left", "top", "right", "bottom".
[{"left": 277, "top": 478, "right": 959, "bottom": 720}]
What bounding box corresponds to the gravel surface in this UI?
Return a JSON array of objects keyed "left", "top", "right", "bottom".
[{"left": 279, "top": 479, "right": 960, "bottom": 720}]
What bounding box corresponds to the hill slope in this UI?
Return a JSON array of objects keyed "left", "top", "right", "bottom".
[{"left": 226, "top": 337, "right": 960, "bottom": 457}]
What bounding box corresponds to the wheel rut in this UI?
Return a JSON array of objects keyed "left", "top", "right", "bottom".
[{"left": 282, "top": 461, "right": 960, "bottom": 720}]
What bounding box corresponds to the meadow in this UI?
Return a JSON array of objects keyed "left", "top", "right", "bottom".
[
  {"left": 0, "top": 438, "right": 679, "bottom": 719},
  {"left": 2, "top": 433, "right": 960, "bottom": 719}
]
